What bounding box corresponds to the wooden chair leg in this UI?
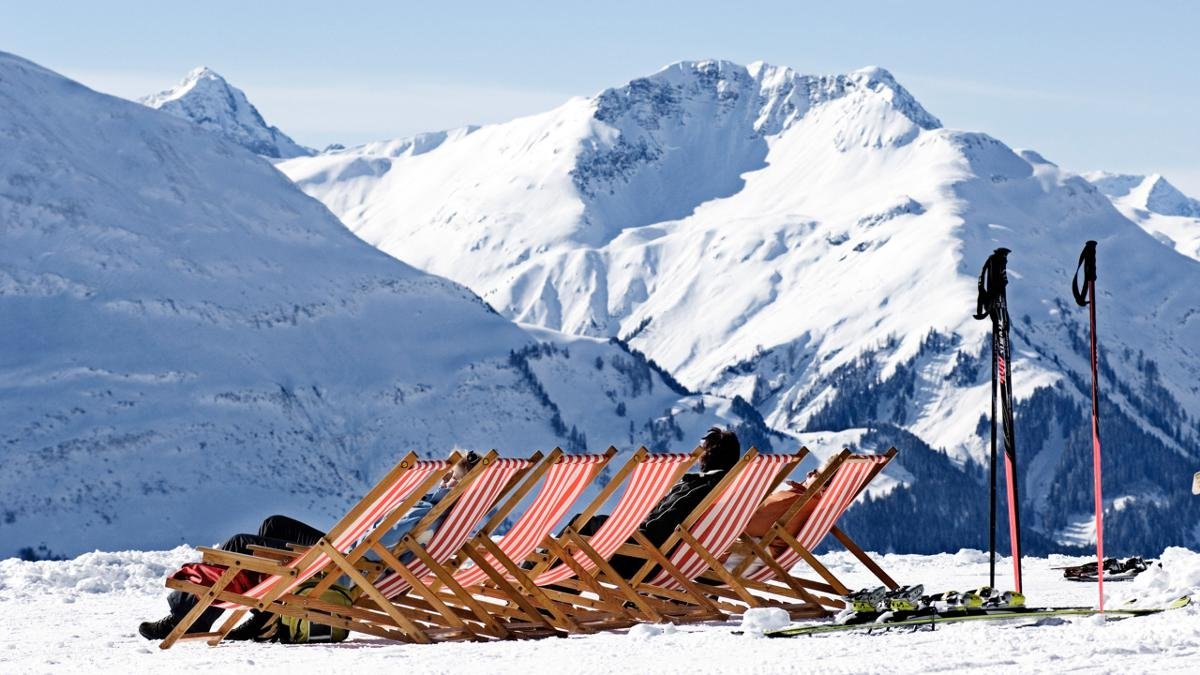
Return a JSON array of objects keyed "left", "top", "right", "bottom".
[
  {"left": 317, "top": 541, "right": 433, "bottom": 644},
  {"left": 403, "top": 539, "right": 512, "bottom": 638},
  {"left": 207, "top": 608, "right": 248, "bottom": 646},
  {"left": 159, "top": 565, "right": 239, "bottom": 649},
  {"left": 831, "top": 526, "right": 898, "bottom": 589},
  {"left": 629, "top": 531, "right": 723, "bottom": 618},
  {"left": 368, "top": 543, "right": 478, "bottom": 639},
  {"left": 674, "top": 528, "right": 760, "bottom": 608},
  {"left": 772, "top": 527, "right": 851, "bottom": 596},
  {"left": 472, "top": 536, "right": 580, "bottom": 632},
  {"left": 562, "top": 529, "right": 666, "bottom": 621},
  {"left": 736, "top": 534, "right": 829, "bottom": 610}
]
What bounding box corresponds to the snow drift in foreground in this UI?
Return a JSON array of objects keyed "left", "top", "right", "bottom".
[{"left": 2, "top": 546, "right": 1198, "bottom": 674}]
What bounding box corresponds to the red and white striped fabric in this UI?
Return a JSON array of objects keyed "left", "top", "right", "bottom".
[
  {"left": 214, "top": 458, "right": 450, "bottom": 609},
  {"left": 745, "top": 454, "right": 887, "bottom": 584},
  {"left": 647, "top": 454, "right": 793, "bottom": 589},
  {"left": 533, "top": 453, "right": 695, "bottom": 587},
  {"left": 452, "top": 453, "right": 607, "bottom": 588},
  {"left": 373, "top": 457, "right": 531, "bottom": 599}
]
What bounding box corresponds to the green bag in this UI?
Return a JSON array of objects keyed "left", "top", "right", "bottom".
[{"left": 279, "top": 581, "right": 354, "bottom": 644}]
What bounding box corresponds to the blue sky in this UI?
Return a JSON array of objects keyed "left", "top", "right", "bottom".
[{"left": 5, "top": 1, "right": 1199, "bottom": 193}]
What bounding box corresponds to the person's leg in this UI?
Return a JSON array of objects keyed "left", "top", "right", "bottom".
[
  {"left": 166, "top": 589, "right": 224, "bottom": 633},
  {"left": 216, "top": 515, "right": 322, "bottom": 556},
  {"left": 561, "top": 513, "right": 608, "bottom": 537},
  {"left": 213, "top": 516, "right": 323, "bottom": 642},
  {"left": 256, "top": 514, "right": 325, "bottom": 547}
]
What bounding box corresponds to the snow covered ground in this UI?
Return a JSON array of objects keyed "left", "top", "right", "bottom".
[{"left": 3, "top": 546, "right": 1197, "bottom": 674}]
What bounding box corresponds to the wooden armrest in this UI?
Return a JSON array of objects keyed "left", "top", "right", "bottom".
[
  {"left": 614, "top": 542, "right": 654, "bottom": 559},
  {"left": 245, "top": 544, "right": 297, "bottom": 562},
  {"left": 196, "top": 546, "right": 298, "bottom": 577}
]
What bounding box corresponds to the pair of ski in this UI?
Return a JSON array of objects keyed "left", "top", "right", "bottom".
[
  {"left": 753, "top": 593, "right": 1191, "bottom": 638},
  {"left": 1054, "top": 556, "right": 1152, "bottom": 583}
]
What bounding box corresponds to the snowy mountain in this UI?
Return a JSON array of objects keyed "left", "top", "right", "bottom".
[
  {"left": 281, "top": 59, "right": 1200, "bottom": 554},
  {"left": 1084, "top": 172, "right": 1200, "bottom": 261},
  {"left": 0, "top": 52, "right": 769, "bottom": 559},
  {"left": 140, "top": 67, "right": 312, "bottom": 159}
]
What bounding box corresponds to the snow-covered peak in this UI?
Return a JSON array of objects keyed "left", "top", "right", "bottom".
[
  {"left": 140, "top": 66, "right": 312, "bottom": 159},
  {"left": 280, "top": 55, "right": 1200, "bottom": 485},
  {"left": 596, "top": 59, "right": 940, "bottom": 137},
  {"left": 139, "top": 65, "right": 220, "bottom": 106},
  {"left": 1085, "top": 172, "right": 1200, "bottom": 217},
  {"left": 1139, "top": 175, "right": 1200, "bottom": 217},
  {"left": 1084, "top": 172, "right": 1200, "bottom": 259}
]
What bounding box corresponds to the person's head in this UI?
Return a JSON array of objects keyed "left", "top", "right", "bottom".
[
  {"left": 699, "top": 426, "right": 740, "bottom": 473},
  {"left": 444, "top": 450, "right": 482, "bottom": 487}
]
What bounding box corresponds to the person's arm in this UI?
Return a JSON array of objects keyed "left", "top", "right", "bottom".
[
  {"left": 639, "top": 479, "right": 714, "bottom": 547},
  {"left": 376, "top": 490, "right": 442, "bottom": 552}
]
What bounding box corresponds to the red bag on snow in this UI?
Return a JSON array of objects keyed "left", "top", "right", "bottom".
[{"left": 171, "top": 562, "right": 265, "bottom": 595}]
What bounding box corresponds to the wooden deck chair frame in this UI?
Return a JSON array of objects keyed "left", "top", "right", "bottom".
[
  {"left": 442, "top": 445, "right": 705, "bottom": 634},
  {"left": 387, "top": 447, "right": 618, "bottom": 637},
  {"left": 602, "top": 448, "right": 807, "bottom": 623},
  {"left": 713, "top": 447, "right": 899, "bottom": 614},
  {"left": 260, "top": 450, "right": 543, "bottom": 644},
  {"left": 159, "top": 449, "right": 459, "bottom": 648}
]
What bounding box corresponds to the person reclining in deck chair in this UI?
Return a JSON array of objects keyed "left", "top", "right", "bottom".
[
  {"left": 721, "top": 453, "right": 836, "bottom": 573},
  {"left": 138, "top": 451, "right": 482, "bottom": 642},
  {"left": 568, "top": 426, "right": 742, "bottom": 579}
]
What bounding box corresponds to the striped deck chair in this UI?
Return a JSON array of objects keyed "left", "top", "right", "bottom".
[
  {"left": 445, "top": 446, "right": 703, "bottom": 633},
  {"left": 618, "top": 449, "right": 806, "bottom": 621},
  {"left": 393, "top": 447, "right": 616, "bottom": 636},
  {"left": 159, "top": 450, "right": 456, "bottom": 649},
  {"left": 280, "top": 452, "right": 540, "bottom": 643},
  {"left": 526, "top": 446, "right": 704, "bottom": 629},
  {"left": 722, "top": 448, "right": 898, "bottom": 611}
]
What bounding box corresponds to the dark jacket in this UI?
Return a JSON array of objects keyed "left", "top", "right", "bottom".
[{"left": 639, "top": 469, "right": 727, "bottom": 547}]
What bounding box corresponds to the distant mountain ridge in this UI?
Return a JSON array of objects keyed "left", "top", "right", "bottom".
[
  {"left": 140, "top": 66, "right": 313, "bottom": 159},
  {"left": 0, "top": 52, "right": 765, "bottom": 558},
  {"left": 1084, "top": 172, "right": 1200, "bottom": 260},
  {"left": 281, "top": 59, "right": 1200, "bottom": 555}
]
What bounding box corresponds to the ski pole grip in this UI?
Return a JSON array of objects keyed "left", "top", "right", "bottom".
[
  {"left": 1072, "top": 241, "right": 1097, "bottom": 307},
  {"left": 973, "top": 248, "right": 1011, "bottom": 320},
  {"left": 1082, "top": 240, "right": 1097, "bottom": 282}
]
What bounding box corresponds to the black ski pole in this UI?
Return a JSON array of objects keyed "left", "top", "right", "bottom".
[
  {"left": 974, "top": 247, "right": 1022, "bottom": 592},
  {"left": 974, "top": 252, "right": 999, "bottom": 589},
  {"left": 1073, "top": 240, "right": 1104, "bottom": 610}
]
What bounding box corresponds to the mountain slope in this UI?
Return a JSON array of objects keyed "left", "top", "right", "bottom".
[
  {"left": 1084, "top": 172, "right": 1200, "bottom": 261},
  {"left": 281, "top": 60, "right": 1200, "bottom": 553},
  {"left": 140, "top": 67, "right": 312, "bottom": 159},
  {"left": 0, "top": 52, "right": 763, "bottom": 558}
]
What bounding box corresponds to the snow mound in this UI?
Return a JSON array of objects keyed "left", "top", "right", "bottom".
[
  {"left": 1115, "top": 547, "right": 1200, "bottom": 608},
  {"left": 738, "top": 607, "right": 791, "bottom": 636},
  {"left": 627, "top": 622, "right": 676, "bottom": 639},
  {"left": 0, "top": 547, "right": 194, "bottom": 601}
]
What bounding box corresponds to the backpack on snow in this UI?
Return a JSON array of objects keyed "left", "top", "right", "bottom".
[{"left": 277, "top": 580, "right": 354, "bottom": 644}]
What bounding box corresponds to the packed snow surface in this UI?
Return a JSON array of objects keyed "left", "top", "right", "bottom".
[{"left": 2, "top": 546, "right": 1198, "bottom": 674}]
